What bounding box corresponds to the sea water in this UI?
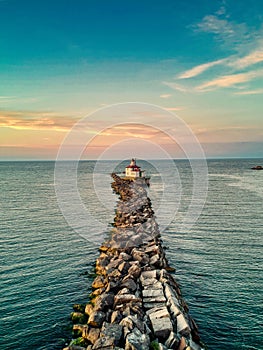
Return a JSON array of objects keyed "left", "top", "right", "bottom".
[{"left": 0, "top": 159, "right": 262, "bottom": 349}]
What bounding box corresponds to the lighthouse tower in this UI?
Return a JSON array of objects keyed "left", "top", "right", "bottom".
[{"left": 125, "top": 158, "right": 145, "bottom": 178}]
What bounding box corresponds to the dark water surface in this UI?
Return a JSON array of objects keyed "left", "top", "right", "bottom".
[{"left": 0, "top": 159, "right": 262, "bottom": 349}]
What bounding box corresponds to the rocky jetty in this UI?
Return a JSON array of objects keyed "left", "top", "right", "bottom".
[{"left": 64, "top": 174, "right": 204, "bottom": 350}]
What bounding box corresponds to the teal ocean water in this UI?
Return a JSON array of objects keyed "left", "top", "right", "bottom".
[{"left": 0, "top": 159, "right": 262, "bottom": 349}]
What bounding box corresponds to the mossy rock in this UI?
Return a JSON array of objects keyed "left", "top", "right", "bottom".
[
  {"left": 73, "top": 304, "right": 85, "bottom": 313},
  {"left": 70, "top": 312, "right": 87, "bottom": 324},
  {"left": 72, "top": 327, "right": 83, "bottom": 338},
  {"left": 150, "top": 340, "right": 160, "bottom": 350},
  {"left": 69, "top": 337, "right": 88, "bottom": 347}
]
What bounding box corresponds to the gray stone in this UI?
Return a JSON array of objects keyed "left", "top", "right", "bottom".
[
  {"left": 143, "top": 281, "right": 163, "bottom": 289},
  {"left": 164, "top": 283, "right": 176, "bottom": 300},
  {"left": 101, "top": 322, "right": 123, "bottom": 343},
  {"left": 121, "top": 278, "right": 137, "bottom": 292},
  {"left": 177, "top": 313, "right": 191, "bottom": 335},
  {"left": 143, "top": 302, "right": 167, "bottom": 310},
  {"left": 105, "top": 280, "right": 120, "bottom": 292},
  {"left": 119, "top": 252, "right": 132, "bottom": 261},
  {"left": 142, "top": 289, "right": 165, "bottom": 298},
  {"left": 94, "top": 293, "right": 114, "bottom": 311},
  {"left": 143, "top": 295, "right": 166, "bottom": 303},
  {"left": 146, "top": 306, "right": 167, "bottom": 316},
  {"left": 159, "top": 269, "right": 170, "bottom": 283},
  {"left": 88, "top": 310, "right": 106, "bottom": 327},
  {"left": 125, "top": 327, "right": 150, "bottom": 350},
  {"left": 165, "top": 331, "right": 180, "bottom": 348},
  {"left": 140, "top": 270, "right": 157, "bottom": 282},
  {"left": 129, "top": 315, "right": 144, "bottom": 333},
  {"left": 168, "top": 298, "right": 181, "bottom": 317},
  {"left": 149, "top": 316, "right": 173, "bottom": 340},
  {"left": 92, "top": 336, "right": 115, "bottom": 349},
  {"left": 63, "top": 346, "right": 86, "bottom": 350},
  {"left": 148, "top": 307, "right": 170, "bottom": 319},
  {"left": 132, "top": 250, "right": 150, "bottom": 264},
  {"left": 189, "top": 339, "right": 202, "bottom": 350},
  {"left": 141, "top": 277, "right": 159, "bottom": 287}
]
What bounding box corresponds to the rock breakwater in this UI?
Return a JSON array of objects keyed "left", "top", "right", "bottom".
[{"left": 64, "top": 174, "right": 204, "bottom": 350}]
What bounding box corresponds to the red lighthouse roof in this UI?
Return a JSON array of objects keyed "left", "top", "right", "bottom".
[{"left": 125, "top": 158, "right": 141, "bottom": 170}]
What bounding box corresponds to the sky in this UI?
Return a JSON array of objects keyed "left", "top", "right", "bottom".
[{"left": 0, "top": 0, "right": 263, "bottom": 159}]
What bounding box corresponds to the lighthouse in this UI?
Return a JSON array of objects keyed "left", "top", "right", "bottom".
[{"left": 125, "top": 158, "right": 145, "bottom": 178}]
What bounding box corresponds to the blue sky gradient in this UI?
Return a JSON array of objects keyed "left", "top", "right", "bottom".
[{"left": 0, "top": 0, "right": 263, "bottom": 159}]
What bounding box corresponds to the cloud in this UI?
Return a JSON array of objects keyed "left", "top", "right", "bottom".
[
  {"left": 234, "top": 88, "right": 263, "bottom": 95},
  {"left": 164, "top": 107, "right": 185, "bottom": 111},
  {"left": 162, "top": 81, "right": 189, "bottom": 92},
  {"left": 194, "top": 13, "right": 251, "bottom": 49},
  {"left": 100, "top": 124, "right": 161, "bottom": 139},
  {"left": 196, "top": 70, "right": 263, "bottom": 91},
  {"left": 229, "top": 49, "right": 263, "bottom": 69},
  {"left": 160, "top": 94, "right": 172, "bottom": 98},
  {"left": 0, "top": 110, "right": 79, "bottom": 132},
  {"left": 177, "top": 58, "right": 226, "bottom": 79}
]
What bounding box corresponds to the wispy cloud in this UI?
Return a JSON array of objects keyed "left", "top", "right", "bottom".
[
  {"left": 164, "top": 107, "right": 185, "bottom": 111},
  {"left": 229, "top": 49, "right": 263, "bottom": 69},
  {"left": 0, "top": 96, "right": 14, "bottom": 99},
  {"left": 160, "top": 94, "right": 172, "bottom": 98},
  {"left": 177, "top": 58, "right": 226, "bottom": 79},
  {"left": 195, "top": 125, "right": 263, "bottom": 143},
  {"left": 234, "top": 88, "right": 263, "bottom": 95},
  {"left": 194, "top": 12, "right": 251, "bottom": 49},
  {"left": 98, "top": 124, "right": 171, "bottom": 143},
  {"left": 0, "top": 110, "right": 79, "bottom": 132},
  {"left": 196, "top": 70, "right": 263, "bottom": 91},
  {"left": 162, "top": 81, "right": 189, "bottom": 92}
]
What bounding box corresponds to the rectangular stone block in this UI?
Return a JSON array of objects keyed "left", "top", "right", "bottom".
[
  {"left": 149, "top": 307, "right": 170, "bottom": 319},
  {"left": 143, "top": 281, "right": 163, "bottom": 290},
  {"left": 141, "top": 277, "right": 159, "bottom": 287},
  {"left": 164, "top": 283, "right": 176, "bottom": 299},
  {"left": 143, "top": 302, "right": 167, "bottom": 310},
  {"left": 146, "top": 306, "right": 167, "bottom": 316},
  {"left": 149, "top": 316, "right": 173, "bottom": 340},
  {"left": 142, "top": 289, "right": 164, "bottom": 298},
  {"left": 177, "top": 313, "right": 190, "bottom": 335},
  {"left": 143, "top": 295, "right": 166, "bottom": 303},
  {"left": 140, "top": 269, "right": 157, "bottom": 280}
]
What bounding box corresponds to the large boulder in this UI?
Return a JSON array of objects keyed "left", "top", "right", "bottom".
[{"left": 88, "top": 310, "right": 106, "bottom": 327}]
